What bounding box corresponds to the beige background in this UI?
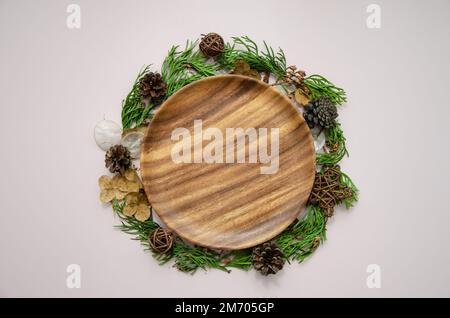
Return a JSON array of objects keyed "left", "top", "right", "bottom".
[{"left": 1, "top": 0, "right": 450, "bottom": 297}]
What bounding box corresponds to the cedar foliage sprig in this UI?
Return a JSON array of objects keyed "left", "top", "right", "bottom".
[
  {"left": 173, "top": 241, "right": 229, "bottom": 273},
  {"left": 304, "top": 74, "right": 347, "bottom": 105},
  {"left": 217, "top": 36, "right": 287, "bottom": 79},
  {"left": 340, "top": 171, "right": 359, "bottom": 208},
  {"left": 161, "top": 41, "right": 218, "bottom": 97},
  {"left": 121, "top": 65, "right": 155, "bottom": 129},
  {"left": 224, "top": 249, "right": 253, "bottom": 270},
  {"left": 316, "top": 124, "right": 348, "bottom": 166},
  {"left": 276, "top": 206, "right": 327, "bottom": 262}
]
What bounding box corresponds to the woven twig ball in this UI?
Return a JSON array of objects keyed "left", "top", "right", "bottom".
[
  {"left": 308, "top": 165, "right": 353, "bottom": 217},
  {"left": 149, "top": 227, "right": 174, "bottom": 254},
  {"left": 199, "top": 33, "right": 225, "bottom": 57}
]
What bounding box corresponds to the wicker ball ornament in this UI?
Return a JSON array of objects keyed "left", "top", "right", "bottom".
[
  {"left": 308, "top": 165, "right": 353, "bottom": 217},
  {"left": 199, "top": 33, "right": 225, "bottom": 57},
  {"left": 149, "top": 227, "right": 174, "bottom": 254}
]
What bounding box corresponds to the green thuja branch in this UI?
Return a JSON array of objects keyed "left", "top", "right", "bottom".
[
  {"left": 173, "top": 241, "right": 229, "bottom": 274},
  {"left": 304, "top": 74, "right": 347, "bottom": 105},
  {"left": 276, "top": 206, "right": 327, "bottom": 263},
  {"left": 340, "top": 171, "right": 359, "bottom": 208},
  {"left": 224, "top": 249, "right": 253, "bottom": 270},
  {"left": 161, "top": 41, "right": 218, "bottom": 97},
  {"left": 216, "top": 43, "right": 239, "bottom": 70},
  {"left": 316, "top": 123, "right": 348, "bottom": 166},
  {"left": 121, "top": 65, "right": 155, "bottom": 129},
  {"left": 217, "top": 36, "right": 287, "bottom": 79}
]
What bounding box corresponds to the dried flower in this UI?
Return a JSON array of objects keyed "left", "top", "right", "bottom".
[{"left": 98, "top": 168, "right": 140, "bottom": 203}]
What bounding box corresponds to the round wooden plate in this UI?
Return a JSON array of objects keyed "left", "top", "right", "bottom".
[{"left": 141, "top": 75, "right": 315, "bottom": 250}]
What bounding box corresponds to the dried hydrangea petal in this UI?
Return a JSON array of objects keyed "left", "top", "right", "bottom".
[
  {"left": 114, "top": 190, "right": 127, "bottom": 200},
  {"left": 124, "top": 180, "right": 140, "bottom": 193},
  {"left": 98, "top": 175, "right": 112, "bottom": 190},
  {"left": 126, "top": 192, "right": 139, "bottom": 205},
  {"left": 134, "top": 204, "right": 151, "bottom": 221},
  {"left": 100, "top": 189, "right": 115, "bottom": 203},
  {"left": 123, "top": 204, "right": 137, "bottom": 216},
  {"left": 124, "top": 169, "right": 138, "bottom": 182}
]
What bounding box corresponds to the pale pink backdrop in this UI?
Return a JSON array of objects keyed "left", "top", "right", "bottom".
[{"left": 1, "top": 0, "right": 450, "bottom": 297}]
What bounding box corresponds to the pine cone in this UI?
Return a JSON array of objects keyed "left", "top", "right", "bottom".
[
  {"left": 252, "top": 242, "right": 285, "bottom": 275},
  {"left": 139, "top": 72, "right": 167, "bottom": 101},
  {"left": 105, "top": 145, "right": 132, "bottom": 175},
  {"left": 303, "top": 96, "right": 338, "bottom": 129}
]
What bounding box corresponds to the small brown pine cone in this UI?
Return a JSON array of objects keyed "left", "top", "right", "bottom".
[
  {"left": 105, "top": 145, "right": 132, "bottom": 175},
  {"left": 252, "top": 242, "right": 285, "bottom": 276}
]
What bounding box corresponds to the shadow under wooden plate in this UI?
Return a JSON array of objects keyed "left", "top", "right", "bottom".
[{"left": 141, "top": 75, "right": 315, "bottom": 250}]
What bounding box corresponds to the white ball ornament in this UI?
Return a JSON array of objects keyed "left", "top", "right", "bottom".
[{"left": 94, "top": 120, "right": 122, "bottom": 151}]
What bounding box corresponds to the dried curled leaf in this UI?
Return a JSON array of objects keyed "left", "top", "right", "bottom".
[
  {"left": 234, "top": 59, "right": 251, "bottom": 73},
  {"left": 294, "top": 88, "right": 310, "bottom": 106},
  {"left": 246, "top": 69, "right": 261, "bottom": 80},
  {"left": 231, "top": 59, "right": 261, "bottom": 80}
]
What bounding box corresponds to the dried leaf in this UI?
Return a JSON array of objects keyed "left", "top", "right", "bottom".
[
  {"left": 122, "top": 126, "right": 148, "bottom": 139},
  {"left": 295, "top": 89, "right": 310, "bottom": 106},
  {"left": 233, "top": 59, "right": 250, "bottom": 74},
  {"left": 246, "top": 69, "right": 261, "bottom": 80},
  {"left": 138, "top": 192, "right": 149, "bottom": 205}
]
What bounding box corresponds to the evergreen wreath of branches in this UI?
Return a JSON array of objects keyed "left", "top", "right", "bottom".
[{"left": 113, "top": 35, "right": 358, "bottom": 274}]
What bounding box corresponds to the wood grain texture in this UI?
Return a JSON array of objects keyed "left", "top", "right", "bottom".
[{"left": 141, "top": 75, "right": 315, "bottom": 250}]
